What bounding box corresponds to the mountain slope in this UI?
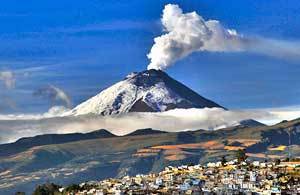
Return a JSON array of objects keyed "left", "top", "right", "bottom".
[
  {"left": 125, "top": 128, "right": 167, "bottom": 136},
  {"left": 239, "top": 119, "right": 266, "bottom": 128},
  {"left": 0, "top": 128, "right": 167, "bottom": 158},
  {"left": 69, "top": 69, "right": 223, "bottom": 116},
  {"left": 1, "top": 119, "right": 300, "bottom": 194},
  {"left": 0, "top": 129, "right": 115, "bottom": 157}
]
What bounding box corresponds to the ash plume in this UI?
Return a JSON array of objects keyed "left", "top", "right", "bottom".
[{"left": 147, "top": 4, "right": 300, "bottom": 70}]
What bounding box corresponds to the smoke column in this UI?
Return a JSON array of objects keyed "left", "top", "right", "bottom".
[
  {"left": 147, "top": 4, "right": 244, "bottom": 70},
  {"left": 147, "top": 4, "right": 300, "bottom": 70}
]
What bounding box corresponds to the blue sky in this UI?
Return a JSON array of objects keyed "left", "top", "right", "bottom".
[{"left": 1, "top": 0, "right": 300, "bottom": 113}]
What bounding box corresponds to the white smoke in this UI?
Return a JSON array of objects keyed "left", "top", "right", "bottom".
[
  {"left": 33, "top": 85, "right": 72, "bottom": 108},
  {"left": 147, "top": 4, "right": 300, "bottom": 70},
  {"left": 147, "top": 4, "right": 244, "bottom": 70},
  {"left": 0, "top": 71, "right": 16, "bottom": 89}
]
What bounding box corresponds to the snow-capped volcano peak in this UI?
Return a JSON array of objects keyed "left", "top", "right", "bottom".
[{"left": 69, "top": 69, "right": 223, "bottom": 116}]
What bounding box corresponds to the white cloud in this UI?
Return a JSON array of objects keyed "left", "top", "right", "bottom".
[
  {"left": 147, "top": 4, "right": 300, "bottom": 70},
  {"left": 0, "top": 71, "right": 16, "bottom": 89},
  {"left": 33, "top": 85, "right": 72, "bottom": 108},
  {"left": 0, "top": 106, "right": 299, "bottom": 144}
]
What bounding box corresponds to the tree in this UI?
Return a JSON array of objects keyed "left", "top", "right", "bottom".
[
  {"left": 188, "top": 162, "right": 195, "bottom": 166},
  {"left": 222, "top": 140, "right": 229, "bottom": 146},
  {"left": 63, "top": 184, "right": 81, "bottom": 194},
  {"left": 275, "top": 159, "right": 281, "bottom": 165},
  {"left": 236, "top": 149, "right": 247, "bottom": 163},
  {"left": 15, "top": 192, "right": 25, "bottom": 195},
  {"left": 32, "top": 183, "right": 61, "bottom": 195},
  {"left": 221, "top": 156, "right": 227, "bottom": 166}
]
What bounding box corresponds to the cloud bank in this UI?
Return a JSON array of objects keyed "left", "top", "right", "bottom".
[
  {"left": 0, "top": 107, "right": 299, "bottom": 144},
  {"left": 147, "top": 4, "right": 300, "bottom": 70}
]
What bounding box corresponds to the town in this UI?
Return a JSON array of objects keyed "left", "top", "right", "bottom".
[{"left": 32, "top": 156, "right": 300, "bottom": 194}]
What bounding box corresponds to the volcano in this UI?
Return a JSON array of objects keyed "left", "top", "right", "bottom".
[{"left": 70, "top": 69, "right": 224, "bottom": 116}]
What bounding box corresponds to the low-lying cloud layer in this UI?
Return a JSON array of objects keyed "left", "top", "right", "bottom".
[
  {"left": 0, "top": 106, "right": 299, "bottom": 144},
  {"left": 147, "top": 4, "right": 300, "bottom": 70}
]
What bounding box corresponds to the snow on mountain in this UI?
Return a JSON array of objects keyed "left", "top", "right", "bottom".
[{"left": 68, "top": 69, "right": 224, "bottom": 116}]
